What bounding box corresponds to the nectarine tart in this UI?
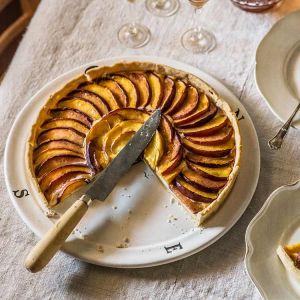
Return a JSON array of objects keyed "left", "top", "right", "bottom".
[
  {"left": 28, "top": 62, "right": 241, "bottom": 225},
  {"left": 277, "top": 243, "right": 300, "bottom": 278}
]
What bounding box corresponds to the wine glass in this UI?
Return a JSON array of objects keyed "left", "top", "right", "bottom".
[
  {"left": 145, "top": 0, "right": 180, "bottom": 17},
  {"left": 181, "top": 0, "right": 216, "bottom": 54},
  {"left": 118, "top": 1, "right": 151, "bottom": 48}
]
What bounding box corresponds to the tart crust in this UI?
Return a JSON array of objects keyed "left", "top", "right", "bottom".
[
  {"left": 277, "top": 245, "right": 300, "bottom": 279},
  {"left": 27, "top": 61, "right": 242, "bottom": 225}
]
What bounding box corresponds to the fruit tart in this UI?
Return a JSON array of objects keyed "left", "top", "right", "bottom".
[
  {"left": 27, "top": 61, "right": 241, "bottom": 225},
  {"left": 277, "top": 243, "right": 300, "bottom": 278}
]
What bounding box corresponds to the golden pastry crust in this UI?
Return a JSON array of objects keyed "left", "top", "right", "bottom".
[
  {"left": 277, "top": 245, "right": 300, "bottom": 279},
  {"left": 27, "top": 61, "right": 241, "bottom": 225}
]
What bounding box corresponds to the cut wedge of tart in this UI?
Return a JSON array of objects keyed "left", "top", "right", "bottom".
[
  {"left": 28, "top": 61, "right": 241, "bottom": 225},
  {"left": 277, "top": 243, "right": 300, "bottom": 279}
]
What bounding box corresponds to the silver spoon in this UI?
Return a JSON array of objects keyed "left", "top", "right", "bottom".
[
  {"left": 268, "top": 45, "right": 300, "bottom": 150},
  {"left": 268, "top": 103, "right": 300, "bottom": 150}
]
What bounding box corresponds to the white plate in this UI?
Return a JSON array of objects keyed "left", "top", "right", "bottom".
[
  {"left": 4, "top": 56, "right": 260, "bottom": 268},
  {"left": 245, "top": 180, "right": 300, "bottom": 300},
  {"left": 256, "top": 10, "right": 300, "bottom": 127}
]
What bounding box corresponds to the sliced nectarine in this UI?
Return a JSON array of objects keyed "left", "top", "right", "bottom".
[
  {"left": 111, "top": 75, "right": 138, "bottom": 107},
  {"left": 70, "top": 90, "right": 110, "bottom": 116},
  {"left": 164, "top": 80, "right": 187, "bottom": 115},
  {"left": 147, "top": 72, "right": 163, "bottom": 109},
  {"left": 126, "top": 72, "right": 150, "bottom": 107},
  {"left": 179, "top": 115, "right": 228, "bottom": 137},
  {"left": 37, "top": 128, "right": 84, "bottom": 146},
  {"left": 174, "top": 177, "right": 217, "bottom": 202},
  {"left": 182, "top": 167, "right": 227, "bottom": 192},
  {"left": 57, "top": 98, "right": 101, "bottom": 121},
  {"left": 50, "top": 108, "right": 92, "bottom": 128},
  {"left": 35, "top": 155, "right": 86, "bottom": 178},
  {"left": 39, "top": 165, "right": 91, "bottom": 191},
  {"left": 99, "top": 79, "right": 128, "bottom": 107},
  {"left": 173, "top": 93, "right": 210, "bottom": 126},
  {"left": 161, "top": 77, "right": 175, "bottom": 110},
  {"left": 81, "top": 84, "right": 120, "bottom": 110},
  {"left": 187, "top": 161, "right": 232, "bottom": 180},
  {"left": 144, "top": 131, "right": 164, "bottom": 169},
  {"left": 172, "top": 86, "right": 199, "bottom": 119},
  {"left": 33, "top": 140, "right": 83, "bottom": 159},
  {"left": 186, "top": 152, "right": 234, "bottom": 167},
  {"left": 186, "top": 127, "right": 233, "bottom": 145},
  {"left": 41, "top": 119, "right": 89, "bottom": 135},
  {"left": 182, "top": 137, "right": 234, "bottom": 157}
]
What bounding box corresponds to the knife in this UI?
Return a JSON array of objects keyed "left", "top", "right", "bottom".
[{"left": 25, "top": 109, "right": 161, "bottom": 273}]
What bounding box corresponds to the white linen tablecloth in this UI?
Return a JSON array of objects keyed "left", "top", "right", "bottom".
[{"left": 1, "top": 0, "right": 300, "bottom": 299}]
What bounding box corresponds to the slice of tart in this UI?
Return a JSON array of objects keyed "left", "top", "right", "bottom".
[
  {"left": 277, "top": 243, "right": 300, "bottom": 278},
  {"left": 27, "top": 61, "right": 241, "bottom": 225}
]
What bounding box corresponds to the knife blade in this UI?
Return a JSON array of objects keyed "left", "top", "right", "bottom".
[
  {"left": 24, "top": 109, "right": 162, "bottom": 273},
  {"left": 81, "top": 108, "right": 161, "bottom": 201}
]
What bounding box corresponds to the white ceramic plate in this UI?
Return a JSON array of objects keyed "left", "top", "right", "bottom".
[
  {"left": 4, "top": 56, "right": 260, "bottom": 268},
  {"left": 256, "top": 10, "right": 300, "bottom": 128},
  {"left": 245, "top": 180, "right": 300, "bottom": 299}
]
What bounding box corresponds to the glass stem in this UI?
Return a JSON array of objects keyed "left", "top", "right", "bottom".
[
  {"left": 128, "top": 23, "right": 138, "bottom": 36},
  {"left": 155, "top": 0, "right": 167, "bottom": 9}
]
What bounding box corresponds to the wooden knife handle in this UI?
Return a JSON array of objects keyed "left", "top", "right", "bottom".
[{"left": 24, "top": 195, "right": 90, "bottom": 273}]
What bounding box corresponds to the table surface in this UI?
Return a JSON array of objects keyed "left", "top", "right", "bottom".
[{"left": 1, "top": 0, "right": 300, "bottom": 299}]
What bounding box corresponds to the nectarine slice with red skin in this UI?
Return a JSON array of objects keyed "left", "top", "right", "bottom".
[
  {"left": 45, "top": 172, "right": 91, "bottom": 206},
  {"left": 111, "top": 75, "right": 139, "bottom": 107},
  {"left": 177, "top": 103, "right": 218, "bottom": 129},
  {"left": 179, "top": 115, "right": 228, "bottom": 137},
  {"left": 57, "top": 98, "right": 101, "bottom": 121},
  {"left": 37, "top": 128, "right": 85, "bottom": 146},
  {"left": 50, "top": 108, "right": 92, "bottom": 128},
  {"left": 164, "top": 80, "right": 187, "bottom": 115},
  {"left": 80, "top": 84, "right": 120, "bottom": 110},
  {"left": 162, "top": 162, "right": 184, "bottom": 183},
  {"left": 34, "top": 149, "right": 84, "bottom": 167},
  {"left": 187, "top": 161, "right": 232, "bottom": 181},
  {"left": 182, "top": 167, "right": 227, "bottom": 192},
  {"left": 39, "top": 165, "right": 91, "bottom": 191},
  {"left": 33, "top": 140, "right": 83, "bottom": 159},
  {"left": 159, "top": 148, "right": 183, "bottom": 175},
  {"left": 182, "top": 137, "right": 234, "bottom": 157},
  {"left": 59, "top": 180, "right": 87, "bottom": 202},
  {"left": 173, "top": 93, "right": 210, "bottom": 126},
  {"left": 98, "top": 79, "right": 128, "bottom": 107},
  {"left": 159, "top": 116, "right": 174, "bottom": 144},
  {"left": 35, "top": 155, "right": 86, "bottom": 178},
  {"left": 147, "top": 72, "right": 163, "bottom": 109},
  {"left": 70, "top": 90, "right": 110, "bottom": 116},
  {"left": 41, "top": 118, "right": 89, "bottom": 135},
  {"left": 159, "top": 132, "right": 182, "bottom": 167},
  {"left": 185, "top": 152, "right": 234, "bottom": 167},
  {"left": 171, "top": 86, "right": 199, "bottom": 120},
  {"left": 125, "top": 72, "right": 150, "bottom": 107},
  {"left": 174, "top": 177, "right": 217, "bottom": 203},
  {"left": 170, "top": 184, "right": 209, "bottom": 213},
  {"left": 161, "top": 77, "right": 175, "bottom": 111},
  {"left": 186, "top": 127, "right": 233, "bottom": 146},
  {"left": 86, "top": 141, "right": 103, "bottom": 172}
]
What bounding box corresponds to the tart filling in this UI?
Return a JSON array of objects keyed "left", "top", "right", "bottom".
[
  {"left": 27, "top": 62, "right": 241, "bottom": 225},
  {"left": 277, "top": 243, "right": 300, "bottom": 278}
]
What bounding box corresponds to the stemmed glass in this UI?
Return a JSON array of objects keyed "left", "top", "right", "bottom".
[
  {"left": 118, "top": 1, "right": 151, "bottom": 48},
  {"left": 181, "top": 0, "right": 216, "bottom": 54},
  {"left": 145, "top": 0, "right": 180, "bottom": 17}
]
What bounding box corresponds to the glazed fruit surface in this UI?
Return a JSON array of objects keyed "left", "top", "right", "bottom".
[{"left": 30, "top": 65, "right": 238, "bottom": 220}]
